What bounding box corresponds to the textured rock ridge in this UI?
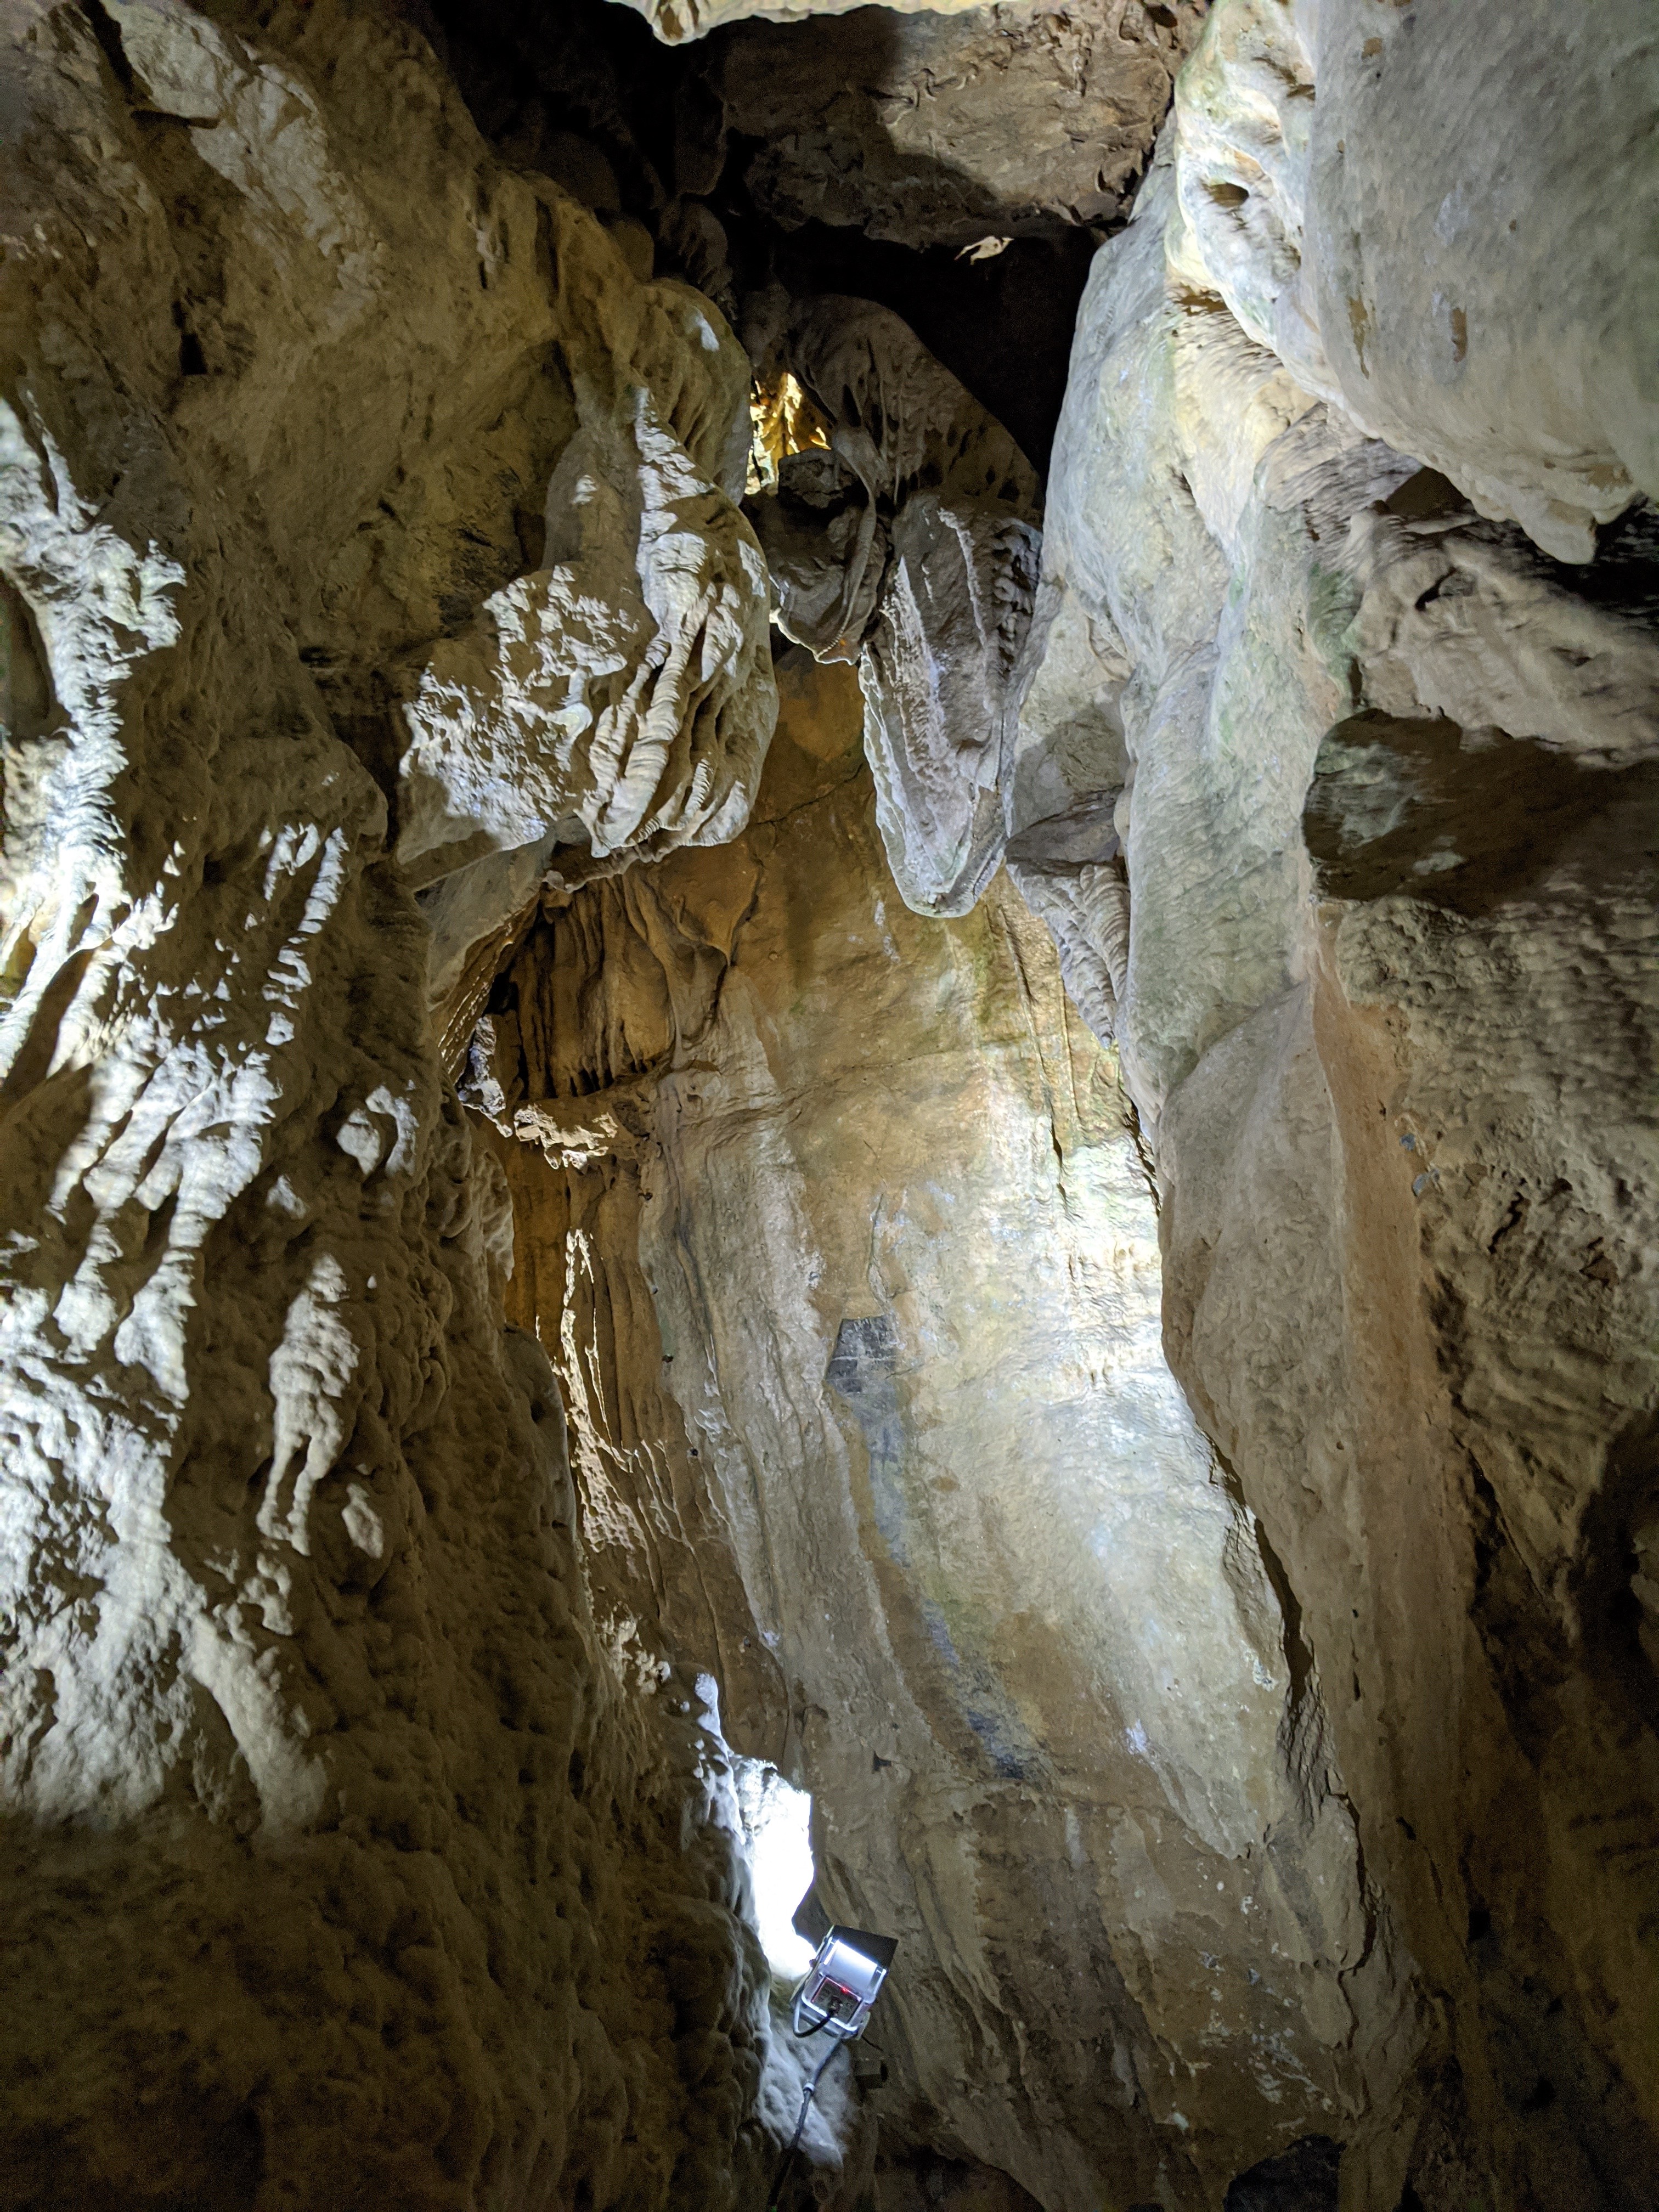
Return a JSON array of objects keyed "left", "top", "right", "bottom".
[
  {"left": 2, "top": 0, "right": 1655, "bottom": 2205},
  {"left": 0, "top": 2, "right": 786, "bottom": 2202},
  {"left": 1167, "top": 0, "right": 1658, "bottom": 563},
  {"left": 751, "top": 298, "right": 1040, "bottom": 916},
  {"left": 698, "top": 2, "right": 1206, "bottom": 252}
]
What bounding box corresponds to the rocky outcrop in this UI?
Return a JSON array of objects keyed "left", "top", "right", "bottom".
[
  {"left": 392, "top": 219, "right": 771, "bottom": 895},
  {"left": 0, "top": 2, "right": 786, "bottom": 2203},
  {"left": 617, "top": 0, "right": 1037, "bottom": 44},
  {"left": 696, "top": 2, "right": 1206, "bottom": 251},
  {"left": 1005, "top": 1, "right": 1659, "bottom": 2202},
  {"left": 1169, "top": 0, "right": 1657, "bottom": 564}
]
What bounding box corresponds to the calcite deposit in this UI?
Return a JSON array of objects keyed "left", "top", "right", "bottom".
[
  {"left": 474, "top": 650, "right": 1392, "bottom": 2209},
  {"left": 750, "top": 298, "right": 1041, "bottom": 916},
  {"left": 0, "top": 2, "right": 784, "bottom": 2204}
]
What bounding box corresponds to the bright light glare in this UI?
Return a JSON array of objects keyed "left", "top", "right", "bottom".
[{"left": 734, "top": 1759, "right": 815, "bottom": 1979}]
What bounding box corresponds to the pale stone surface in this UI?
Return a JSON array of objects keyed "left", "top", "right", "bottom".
[
  {"left": 1008, "top": 3, "right": 1659, "bottom": 2197},
  {"left": 751, "top": 298, "right": 1041, "bottom": 917},
  {"left": 0, "top": 3, "right": 786, "bottom": 2202},
  {"left": 393, "top": 241, "right": 771, "bottom": 887},
  {"left": 1169, "top": 0, "right": 1659, "bottom": 562},
  {"left": 4, "top": 0, "right": 1655, "bottom": 2203},
  {"left": 482, "top": 653, "right": 1398, "bottom": 2209}
]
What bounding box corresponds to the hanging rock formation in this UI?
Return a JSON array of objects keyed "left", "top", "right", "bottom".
[
  {"left": 750, "top": 297, "right": 1041, "bottom": 916},
  {"left": 617, "top": 0, "right": 1029, "bottom": 44},
  {"left": 0, "top": 2, "right": 789, "bottom": 2203}
]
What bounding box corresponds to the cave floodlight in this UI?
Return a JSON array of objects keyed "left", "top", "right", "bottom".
[
  {"left": 769, "top": 1926, "right": 901, "bottom": 2208},
  {"left": 790, "top": 1925, "right": 898, "bottom": 2044}
]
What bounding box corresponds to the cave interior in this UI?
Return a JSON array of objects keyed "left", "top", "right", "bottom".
[{"left": 0, "top": 1, "right": 1655, "bottom": 2210}]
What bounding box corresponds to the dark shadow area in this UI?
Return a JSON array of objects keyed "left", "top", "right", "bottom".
[
  {"left": 7, "top": 2095, "right": 265, "bottom": 2212},
  {"left": 1304, "top": 712, "right": 1658, "bottom": 921},
  {"left": 866, "top": 2149, "right": 1045, "bottom": 2210},
  {"left": 1571, "top": 1407, "right": 1659, "bottom": 1717},
  {"left": 426, "top": 0, "right": 1101, "bottom": 473},
  {"left": 1224, "top": 2134, "right": 1340, "bottom": 2211},
  {"left": 737, "top": 210, "right": 1095, "bottom": 478}
]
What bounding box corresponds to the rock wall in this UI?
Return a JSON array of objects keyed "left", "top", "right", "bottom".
[
  {"left": 697, "top": 2, "right": 1205, "bottom": 252},
  {"left": 1005, "top": 2, "right": 1659, "bottom": 2204},
  {"left": 3, "top": 0, "right": 1654, "bottom": 2205},
  {"left": 617, "top": 0, "right": 1042, "bottom": 47},
  {"left": 0, "top": 2, "right": 788, "bottom": 2203},
  {"left": 476, "top": 648, "right": 1413, "bottom": 2209}
]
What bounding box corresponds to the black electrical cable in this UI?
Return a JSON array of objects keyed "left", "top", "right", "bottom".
[{"left": 765, "top": 2038, "right": 838, "bottom": 2211}]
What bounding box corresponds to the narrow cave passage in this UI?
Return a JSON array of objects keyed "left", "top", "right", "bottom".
[{"left": 0, "top": 4, "right": 1654, "bottom": 2211}]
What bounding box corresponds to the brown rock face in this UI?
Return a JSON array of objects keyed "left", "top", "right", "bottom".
[
  {"left": 0, "top": 4, "right": 783, "bottom": 2204},
  {"left": 699, "top": 3, "right": 1207, "bottom": 251},
  {"left": 474, "top": 652, "right": 1402, "bottom": 2207}
]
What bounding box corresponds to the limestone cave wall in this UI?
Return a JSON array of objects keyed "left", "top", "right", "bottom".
[
  {"left": 471, "top": 650, "right": 1391, "bottom": 2207},
  {"left": 1005, "top": 9, "right": 1658, "bottom": 2204},
  {"left": 0, "top": 3, "right": 789, "bottom": 2204}
]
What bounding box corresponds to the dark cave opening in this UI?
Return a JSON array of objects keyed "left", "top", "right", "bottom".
[{"left": 426, "top": 0, "right": 1103, "bottom": 475}]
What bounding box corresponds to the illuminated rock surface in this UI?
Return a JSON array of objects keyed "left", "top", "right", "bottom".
[
  {"left": 1002, "top": 4, "right": 1659, "bottom": 2204},
  {"left": 474, "top": 652, "right": 1390, "bottom": 2205},
  {"left": 0, "top": 5, "right": 783, "bottom": 2205},
  {"left": 751, "top": 298, "right": 1041, "bottom": 918}
]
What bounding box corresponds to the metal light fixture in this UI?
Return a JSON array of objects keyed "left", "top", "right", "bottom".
[
  {"left": 768, "top": 1925, "right": 899, "bottom": 2208},
  {"left": 791, "top": 1925, "right": 898, "bottom": 2042}
]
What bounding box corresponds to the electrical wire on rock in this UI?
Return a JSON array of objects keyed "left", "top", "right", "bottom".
[{"left": 765, "top": 2024, "right": 838, "bottom": 2212}]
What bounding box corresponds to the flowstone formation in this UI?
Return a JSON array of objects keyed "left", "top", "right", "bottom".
[
  {"left": 471, "top": 651, "right": 1389, "bottom": 2209},
  {"left": 749, "top": 298, "right": 1040, "bottom": 917},
  {"left": 0, "top": 2, "right": 792, "bottom": 2204}
]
